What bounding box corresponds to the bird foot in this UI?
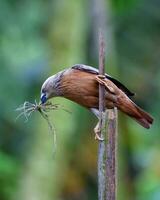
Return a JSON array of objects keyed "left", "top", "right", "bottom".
[{"left": 94, "top": 126, "right": 104, "bottom": 141}]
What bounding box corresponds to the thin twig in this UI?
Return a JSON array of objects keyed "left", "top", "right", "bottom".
[
  {"left": 98, "top": 31, "right": 118, "bottom": 200},
  {"left": 99, "top": 30, "right": 105, "bottom": 120},
  {"left": 98, "top": 30, "right": 106, "bottom": 200}
]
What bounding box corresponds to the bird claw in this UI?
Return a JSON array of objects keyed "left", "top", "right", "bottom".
[
  {"left": 94, "top": 126, "right": 104, "bottom": 141},
  {"left": 94, "top": 133, "right": 104, "bottom": 141}
]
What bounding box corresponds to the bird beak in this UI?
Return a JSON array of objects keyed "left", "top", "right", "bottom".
[{"left": 41, "top": 93, "right": 47, "bottom": 104}]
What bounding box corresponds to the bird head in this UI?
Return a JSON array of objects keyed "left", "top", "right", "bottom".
[{"left": 40, "top": 74, "right": 60, "bottom": 104}]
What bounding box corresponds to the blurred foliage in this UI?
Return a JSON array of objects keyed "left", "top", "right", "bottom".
[{"left": 0, "top": 0, "right": 160, "bottom": 200}]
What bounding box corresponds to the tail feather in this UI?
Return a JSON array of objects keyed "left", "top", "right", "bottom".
[
  {"left": 118, "top": 98, "right": 153, "bottom": 129},
  {"left": 134, "top": 117, "right": 151, "bottom": 129}
]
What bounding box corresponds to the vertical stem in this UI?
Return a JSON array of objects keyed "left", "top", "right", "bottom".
[
  {"left": 98, "top": 32, "right": 118, "bottom": 200},
  {"left": 98, "top": 30, "right": 106, "bottom": 200},
  {"left": 106, "top": 108, "right": 118, "bottom": 200},
  {"left": 99, "top": 30, "right": 105, "bottom": 111},
  {"left": 98, "top": 111, "right": 107, "bottom": 200}
]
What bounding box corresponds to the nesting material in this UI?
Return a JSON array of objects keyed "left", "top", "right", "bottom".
[{"left": 16, "top": 101, "right": 70, "bottom": 153}]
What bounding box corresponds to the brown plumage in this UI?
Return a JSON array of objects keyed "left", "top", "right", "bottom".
[{"left": 41, "top": 64, "right": 153, "bottom": 129}]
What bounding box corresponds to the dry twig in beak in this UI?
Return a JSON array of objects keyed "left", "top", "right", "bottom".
[{"left": 16, "top": 101, "right": 71, "bottom": 153}]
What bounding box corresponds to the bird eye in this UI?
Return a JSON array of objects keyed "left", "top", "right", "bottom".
[
  {"left": 41, "top": 93, "right": 47, "bottom": 104},
  {"left": 41, "top": 88, "right": 46, "bottom": 93}
]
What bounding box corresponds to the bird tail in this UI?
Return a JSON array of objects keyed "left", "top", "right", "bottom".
[{"left": 117, "top": 98, "right": 153, "bottom": 129}]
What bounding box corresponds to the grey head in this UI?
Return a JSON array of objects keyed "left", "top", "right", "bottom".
[{"left": 40, "top": 70, "right": 65, "bottom": 104}]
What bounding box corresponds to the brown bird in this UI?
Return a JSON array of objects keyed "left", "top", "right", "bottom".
[{"left": 40, "top": 64, "right": 153, "bottom": 139}]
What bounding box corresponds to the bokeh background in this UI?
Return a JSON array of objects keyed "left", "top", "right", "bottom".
[{"left": 0, "top": 0, "right": 160, "bottom": 199}]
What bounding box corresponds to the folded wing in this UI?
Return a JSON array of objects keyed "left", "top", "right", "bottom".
[{"left": 72, "top": 64, "right": 135, "bottom": 97}]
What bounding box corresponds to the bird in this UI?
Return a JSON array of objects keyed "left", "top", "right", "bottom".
[{"left": 40, "top": 64, "right": 153, "bottom": 140}]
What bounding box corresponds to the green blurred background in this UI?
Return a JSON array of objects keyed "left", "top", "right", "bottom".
[{"left": 0, "top": 0, "right": 159, "bottom": 199}]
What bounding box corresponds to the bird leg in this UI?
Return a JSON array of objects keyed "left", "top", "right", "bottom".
[
  {"left": 94, "top": 121, "right": 104, "bottom": 141},
  {"left": 90, "top": 109, "right": 104, "bottom": 141}
]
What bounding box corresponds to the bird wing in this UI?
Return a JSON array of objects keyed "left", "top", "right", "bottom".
[{"left": 72, "top": 64, "right": 135, "bottom": 97}]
